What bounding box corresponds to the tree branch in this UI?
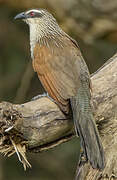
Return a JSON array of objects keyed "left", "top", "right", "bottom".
[{"left": 0, "top": 53, "right": 117, "bottom": 178}]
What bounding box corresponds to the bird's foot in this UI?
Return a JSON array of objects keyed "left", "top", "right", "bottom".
[
  {"left": 31, "top": 93, "right": 55, "bottom": 103},
  {"left": 31, "top": 93, "right": 63, "bottom": 115}
]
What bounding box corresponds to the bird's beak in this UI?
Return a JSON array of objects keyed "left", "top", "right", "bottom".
[{"left": 14, "top": 12, "right": 25, "bottom": 20}]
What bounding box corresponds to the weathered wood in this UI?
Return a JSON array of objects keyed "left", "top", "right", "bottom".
[
  {"left": 76, "top": 54, "right": 117, "bottom": 179},
  {"left": 0, "top": 53, "right": 117, "bottom": 178}
]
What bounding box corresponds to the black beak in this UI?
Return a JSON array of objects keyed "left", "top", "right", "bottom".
[{"left": 14, "top": 12, "right": 25, "bottom": 20}]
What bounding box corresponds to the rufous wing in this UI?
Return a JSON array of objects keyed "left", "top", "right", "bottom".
[{"left": 32, "top": 36, "right": 91, "bottom": 114}]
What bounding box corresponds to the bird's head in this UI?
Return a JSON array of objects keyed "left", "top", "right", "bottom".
[
  {"left": 14, "top": 9, "right": 60, "bottom": 29},
  {"left": 14, "top": 9, "right": 64, "bottom": 58}
]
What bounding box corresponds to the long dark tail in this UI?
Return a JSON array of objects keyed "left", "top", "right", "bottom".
[{"left": 70, "top": 84, "right": 105, "bottom": 169}]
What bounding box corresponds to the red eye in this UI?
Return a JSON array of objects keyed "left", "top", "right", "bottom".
[{"left": 30, "top": 12, "right": 34, "bottom": 16}]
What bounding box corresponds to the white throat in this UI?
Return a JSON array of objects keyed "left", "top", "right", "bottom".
[
  {"left": 29, "top": 23, "right": 39, "bottom": 59},
  {"left": 28, "top": 18, "right": 63, "bottom": 59}
]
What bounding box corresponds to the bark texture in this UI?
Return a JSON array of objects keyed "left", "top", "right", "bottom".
[
  {"left": 0, "top": 53, "right": 117, "bottom": 179},
  {"left": 76, "top": 54, "right": 117, "bottom": 179}
]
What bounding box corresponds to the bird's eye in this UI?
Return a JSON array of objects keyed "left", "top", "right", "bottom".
[{"left": 30, "top": 12, "right": 35, "bottom": 17}]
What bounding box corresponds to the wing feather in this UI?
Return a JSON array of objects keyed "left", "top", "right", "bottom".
[{"left": 32, "top": 36, "right": 90, "bottom": 113}]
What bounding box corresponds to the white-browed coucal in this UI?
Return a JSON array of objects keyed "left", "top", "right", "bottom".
[{"left": 14, "top": 9, "right": 105, "bottom": 170}]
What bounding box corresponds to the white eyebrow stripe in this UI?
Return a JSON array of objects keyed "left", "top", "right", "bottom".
[{"left": 26, "top": 9, "right": 44, "bottom": 14}]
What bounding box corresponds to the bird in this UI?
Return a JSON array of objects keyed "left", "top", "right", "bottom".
[{"left": 14, "top": 9, "right": 105, "bottom": 170}]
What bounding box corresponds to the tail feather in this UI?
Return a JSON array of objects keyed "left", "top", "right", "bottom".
[{"left": 70, "top": 85, "right": 105, "bottom": 169}]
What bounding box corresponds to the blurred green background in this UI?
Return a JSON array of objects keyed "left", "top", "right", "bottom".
[{"left": 0, "top": 0, "right": 117, "bottom": 179}]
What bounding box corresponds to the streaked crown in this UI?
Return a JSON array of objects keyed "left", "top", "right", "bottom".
[{"left": 14, "top": 9, "right": 58, "bottom": 25}]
